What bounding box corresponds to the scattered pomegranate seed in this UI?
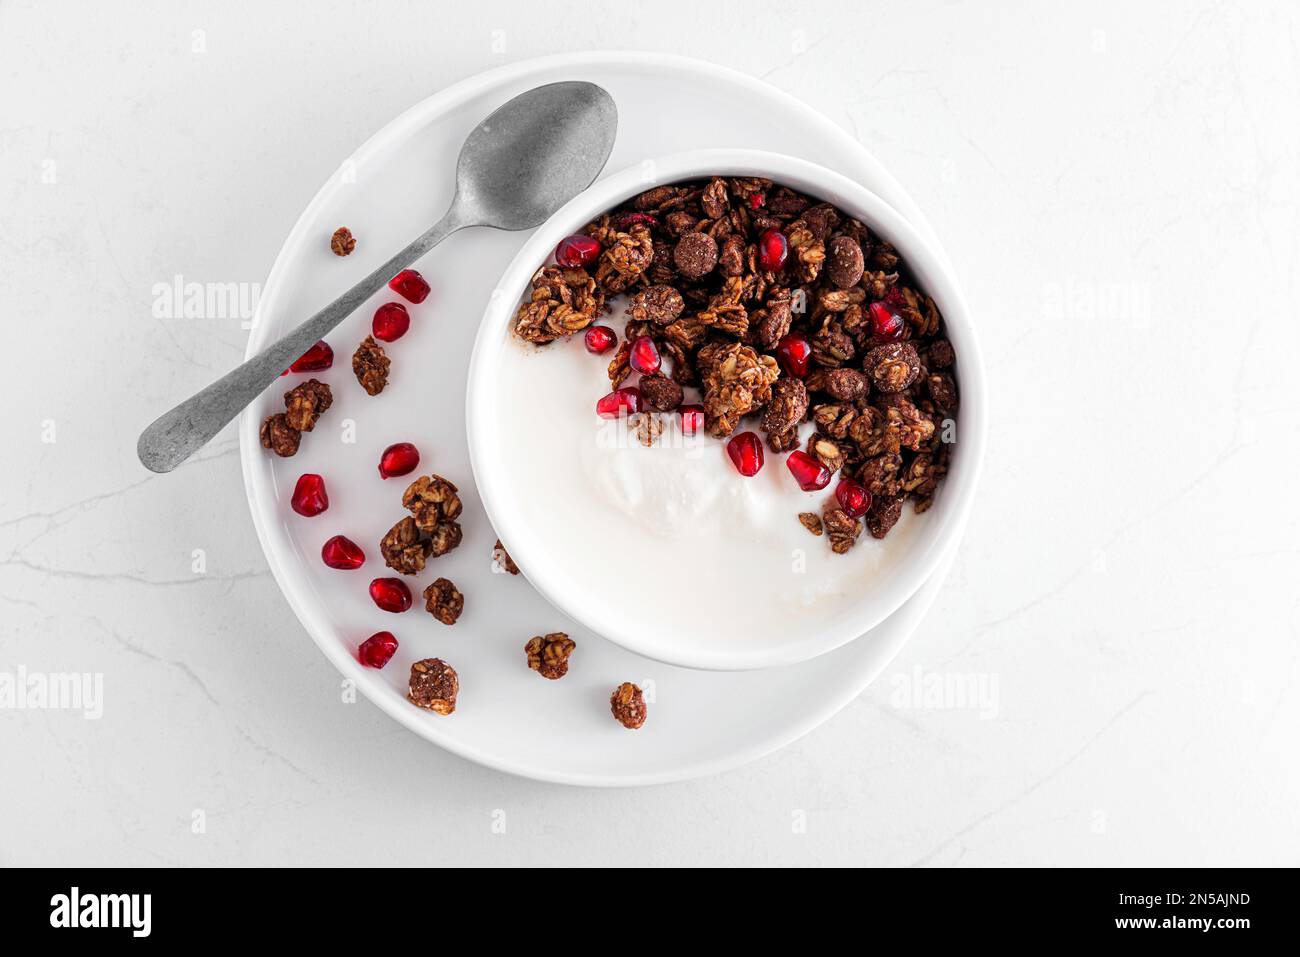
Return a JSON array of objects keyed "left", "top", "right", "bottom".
[
  {"left": 282, "top": 340, "right": 334, "bottom": 376},
  {"left": 629, "top": 335, "right": 661, "bottom": 375},
  {"left": 757, "top": 229, "right": 789, "bottom": 272},
  {"left": 749, "top": 192, "right": 766, "bottom": 210},
  {"left": 369, "top": 578, "right": 413, "bottom": 613},
  {"left": 584, "top": 325, "right": 616, "bottom": 354},
  {"left": 358, "top": 631, "right": 399, "bottom": 668},
  {"left": 835, "top": 478, "right": 873, "bottom": 519},
  {"left": 726, "top": 431, "right": 764, "bottom": 476},
  {"left": 555, "top": 234, "right": 601, "bottom": 268},
  {"left": 680, "top": 404, "right": 705, "bottom": 435},
  {"left": 596, "top": 387, "right": 641, "bottom": 418},
  {"left": 290, "top": 473, "right": 329, "bottom": 516},
  {"left": 611, "top": 211, "right": 657, "bottom": 231},
  {"left": 775, "top": 333, "right": 813, "bottom": 378},
  {"left": 372, "top": 302, "right": 411, "bottom": 342},
  {"left": 321, "top": 535, "right": 365, "bottom": 570},
  {"left": 377, "top": 442, "right": 420, "bottom": 479},
  {"left": 786, "top": 450, "right": 832, "bottom": 491},
  {"left": 388, "top": 269, "right": 430, "bottom": 304},
  {"left": 869, "top": 300, "right": 904, "bottom": 339}
]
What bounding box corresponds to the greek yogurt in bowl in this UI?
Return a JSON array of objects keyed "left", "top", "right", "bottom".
[{"left": 469, "top": 150, "right": 985, "bottom": 670}]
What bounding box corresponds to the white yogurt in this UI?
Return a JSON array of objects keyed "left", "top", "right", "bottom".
[{"left": 491, "top": 304, "right": 922, "bottom": 647}]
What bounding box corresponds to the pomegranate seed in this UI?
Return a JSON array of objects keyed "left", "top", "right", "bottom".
[
  {"left": 358, "top": 631, "right": 399, "bottom": 668},
  {"left": 869, "top": 300, "right": 904, "bottom": 339},
  {"left": 629, "top": 335, "right": 661, "bottom": 375},
  {"left": 584, "top": 325, "right": 616, "bottom": 354},
  {"left": 372, "top": 302, "right": 411, "bottom": 342},
  {"left": 377, "top": 442, "right": 420, "bottom": 479},
  {"left": 388, "top": 269, "right": 430, "bottom": 304},
  {"left": 290, "top": 473, "right": 329, "bottom": 516},
  {"left": 282, "top": 340, "right": 334, "bottom": 376},
  {"left": 758, "top": 229, "right": 789, "bottom": 272},
  {"left": 596, "top": 387, "right": 641, "bottom": 418},
  {"left": 835, "top": 478, "right": 873, "bottom": 519},
  {"left": 726, "top": 431, "right": 764, "bottom": 476},
  {"left": 321, "top": 535, "right": 365, "bottom": 570},
  {"left": 611, "top": 211, "right": 657, "bottom": 231},
  {"left": 369, "top": 577, "right": 413, "bottom": 613},
  {"left": 680, "top": 404, "right": 705, "bottom": 435},
  {"left": 555, "top": 234, "right": 601, "bottom": 268},
  {"left": 775, "top": 333, "right": 813, "bottom": 378},
  {"left": 749, "top": 192, "right": 766, "bottom": 210},
  {"left": 786, "top": 450, "right": 831, "bottom": 491}
]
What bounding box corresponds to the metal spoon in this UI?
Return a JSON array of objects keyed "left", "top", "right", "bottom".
[{"left": 137, "top": 81, "right": 617, "bottom": 473}]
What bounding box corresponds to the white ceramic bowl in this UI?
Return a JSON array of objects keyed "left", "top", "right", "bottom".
[{"left": 468, "top": 149, "right": 986, "bottom": 671}]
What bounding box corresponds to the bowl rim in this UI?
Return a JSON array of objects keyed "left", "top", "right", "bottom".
[{"left": 467, "top": 148, "right": 987, "bottom": 671}]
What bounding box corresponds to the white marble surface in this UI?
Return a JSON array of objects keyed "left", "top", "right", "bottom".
[{"left": 2, "top": 0, "right": 1298, "bottom": 866}]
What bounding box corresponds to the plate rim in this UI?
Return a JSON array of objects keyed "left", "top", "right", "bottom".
[{"left": 238, "top": 51, "right": 960, "bottom": 786}]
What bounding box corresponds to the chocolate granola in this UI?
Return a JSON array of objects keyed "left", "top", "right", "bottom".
[{"left": 511, "top": 176, "right": 958, "bottom": 547}]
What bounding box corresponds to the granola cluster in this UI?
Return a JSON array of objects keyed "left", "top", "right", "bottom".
[
  {"left": 380, "top": 474, "right": 463, "bottom": 576},
  {"left": 352, "top": 335, "right": 390, "bottom": 395},
  {"left": 512, "top": 177, "right": 958, "bottom": 548},
  {"left": 524, "top": 632, "right": 575, "bottom": 680},
  {"left": 259, "top": 378, "right": 333, "bottom": 457},
  {"left": 407, "top": 658, "right": 458, "bottom": 715}
]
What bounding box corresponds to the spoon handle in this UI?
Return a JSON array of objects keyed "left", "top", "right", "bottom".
[{"left": 137, "top": 207, "right": 468, "bottom": 473}]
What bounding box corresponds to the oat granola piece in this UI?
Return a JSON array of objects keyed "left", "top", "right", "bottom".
[
  {"left": 283, "top": 378, "right": 332, "bottom": 432},
  {"left": 760, "top": 377, "right": 808, "bottom": 436},
  {"left": 859, "top": 452, "right": 904, "bottom": 498},
  {"left": 673, "top": 231, "right": 719, "bottom": 280},
  {"left": 423, "top": 577, "right": 464, "bottom": 625},
  {"left": 823, "top": 505, "right": 863, "bottom": 554},
  {"left": 629, "top": 412, "right": 664, "bottom": 447},
  {"left": 767, "top": 427, "right": 800, "bottom": 453},
  {"left": 330, "top": 226, "right": 356, "bottom": 256},
  {"left": 700, "top": 177, "right": 730, "bottom": 218},
  {"left": 401, "top": 474, "right": 462, "bottom": 532},
  {"left": 863, "top": 341, "right": 921, "bottom": 394},
  {"left": 812, "top": 323, "right": 855, "bottom": 369},
  {"left": 812, "top": 402, "right": 859, "bottom": 440},
  {"left": 861, "top": 269, "right": 899, "bottom": 300},
  {"left": 697, "top": 341, "right": 780, "bottom": 438},
  {"left": 352, "top": 335, "right": 390, "bottom": 395},
  {"left": 593, "top": 224, "right": 654, "bottom": 293},
  {"left": 524, "top": 632, "right": 576, "bottom": 680},
  {"left": 785, "top": 218, "right": 825, "bottom": 283},
  {"left": 408, "top": 658, "right": 458, "bottom": 715},
  {"left": 628, "top": 284, "right": 685, "bottom": 326},
  {"left": 751, "top": 287, "right": 794, "bottom": 349},
  {"left": 380, "top": 516, "right": 432, "bottom": 576},
  {"left": 798, "top": 512, "right": 824, "bottom": 536},
  {"left": 259, "top": 413, "right": 301, "bottom": 457},
  {"left": 493, "top": 538, "right": 519, "bottom": 575},
  {"left": 926, "top": 373, "right": 959, "bottom": 414},
  {"left": 866, "top": 493, "right": 905, "bottom": 539},
  {"left": 872, "top": 394, "right": 935, "bottom": 453},
  {"left": 822, "top": 367, "right": 870, "bottom": 402},
  {"left": 807, "top": 433, "right": 846, "bottom": 474},
  {"left": 638, "top": 374, "right": 683, "bottom": 412},
  {"left": 428, "top": 521, "right": 463, "bottom": 557},
  {"left": 718, "top": 233, "right": 746, "bottom": 276},
  {"left": 927, "top": 339, "right": 955, "bottom": 370},
  {"left": 515, "top": 265, "right": 605, "bottom": 343},
  {"left": 826, "top": 235, "right": 865, "bottom": 289},
  {"left": 610, "top": 682, "right": 647, "bottom": 730}
]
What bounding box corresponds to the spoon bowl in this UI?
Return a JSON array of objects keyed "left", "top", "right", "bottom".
[{"left": 454, "top": 81, "right": 618, "bottom": 230}]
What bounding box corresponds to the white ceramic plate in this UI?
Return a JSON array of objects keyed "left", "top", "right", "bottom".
[{"left": 239, "top": 52, "right": 963, "bottom": 785}]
